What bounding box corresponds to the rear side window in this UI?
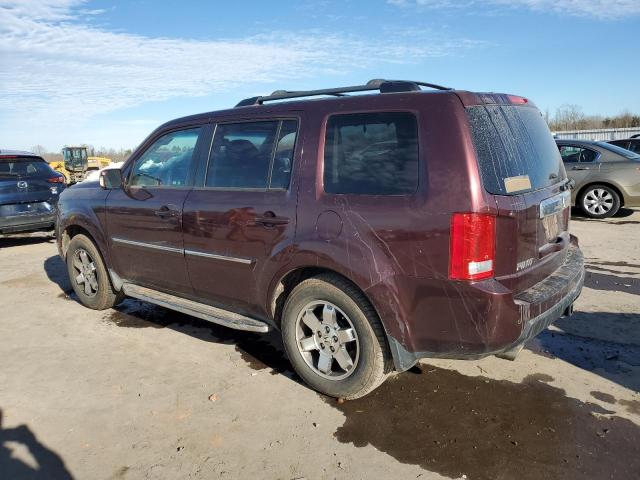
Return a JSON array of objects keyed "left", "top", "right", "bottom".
[
  {"left": 323, "top": 112, "right": 419, "bottom": 195},
  {"left": 608, "top": 140, "right": 628, "bottom": 150},
  {"left": 467, "top": 105, "right": 565, "bottom": 195},
  {"left": 206, "top": 120, "right": 298, "bottom": 189},
  {"left": 0, "top": 157, "right": 54, "bottom": 177},
  {"left": 596, "top": 141, "right": 640, "bottom": 160}
]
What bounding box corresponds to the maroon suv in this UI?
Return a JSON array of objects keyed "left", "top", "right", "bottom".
[{"left": 57, "top": 79, "right": 584, "bottom": 398}]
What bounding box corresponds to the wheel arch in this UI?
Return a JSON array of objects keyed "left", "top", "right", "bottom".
[
  {"left": 267, "top": 264, "right": 405, "bottom": 371},
  {"left": 61, "top": 224, "right": 97, "bottom": 258},
  {"left": 62, "top": 222, "right": 123, "bottom": 292}
]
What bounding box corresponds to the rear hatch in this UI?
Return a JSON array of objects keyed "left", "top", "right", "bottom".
[
  {"left": 0, "top": 156, "right": 58, "bottom": 214},
  {"left": 464, "top": 97, "right": 570, "bottom": 292}
]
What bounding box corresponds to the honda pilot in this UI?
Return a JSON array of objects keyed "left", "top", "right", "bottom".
[{"left": 56, "top": 79, "right": 585, "bottom": 399}]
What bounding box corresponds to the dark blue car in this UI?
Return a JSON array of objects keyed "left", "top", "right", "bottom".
[{"left": 0, "top": 150, "right": 66, "bottom": 234}]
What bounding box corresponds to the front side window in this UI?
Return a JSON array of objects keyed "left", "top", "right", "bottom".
[
  {"left": 129, "top": 127, "right": 202, "bottom": 187},
  {"left": 206, "top": 120, "right": 298, "bottom": 189},
  {"left": 323, "top": 112, "right": 419, "bottom": 195}
]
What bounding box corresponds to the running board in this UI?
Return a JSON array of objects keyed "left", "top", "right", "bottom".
[{"left": 121, "top": 283, "right": 270, "bottom": 333}]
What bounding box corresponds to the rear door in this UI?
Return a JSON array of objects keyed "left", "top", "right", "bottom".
[
  {"left": 466, "top": 104, "right": 571, "bottom": 291},
  {"left": 106, "top": 125, "right": 207, "bottom": 296},
  {"left": 182, "top": 116, "right": 301, "bottom": 317}
]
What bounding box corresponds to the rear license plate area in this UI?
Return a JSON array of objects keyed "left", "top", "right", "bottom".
[
  {"left": 539, "top": 191, "right": 570, "bottom": 242},
  {"left": 0, "top": 202, "right": 52, "bottom": 216}
]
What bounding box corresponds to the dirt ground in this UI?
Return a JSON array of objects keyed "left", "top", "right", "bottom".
[{"left": 1, "top": 209, "right": 639, "bottom": 480}]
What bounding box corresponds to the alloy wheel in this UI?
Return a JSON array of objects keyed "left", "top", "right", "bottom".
[
  {"left": 295, "top": 301, "right": 359, "bottom": 380},
  {"left": 71, "top": 248, "right": 99, "bottom": 297}
]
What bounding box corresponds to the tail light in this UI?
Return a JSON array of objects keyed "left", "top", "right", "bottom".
[
  {"left": 48, "top": 175, "right": 65, "bottom": 183},
  {"left": 449, "top": 213, "right": 496, "bottom": 281}
]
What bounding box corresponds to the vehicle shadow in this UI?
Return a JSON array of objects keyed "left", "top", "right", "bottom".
[
  {"left": 584, "top": 269, "right": 639, "bottom": 296},
  {"left": 42, "top": 254, "right": 296, "bottom": 379},
  {"left": 43, "top": 255, "right": 72, "bottom": 295},
  {"left": 0, "top": 234, "right": 55, "bottom": 249},
  {"left": 526, "top": 311, "right": 640, "bottom": 392},
  {"left": 108, "top": 299, "right": 299, "bottom": 381},
  {"left": 571, "top": 206, "right": 639, "bottom": 223},
  {"left": 0, "top": 409, "right": 73, "bottom": 480}
]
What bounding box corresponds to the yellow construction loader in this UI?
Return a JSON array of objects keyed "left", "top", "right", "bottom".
[{"left": 49, "top": 146, "right": 111, "bottom": 184}]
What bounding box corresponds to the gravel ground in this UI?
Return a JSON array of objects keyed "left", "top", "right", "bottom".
[{"left": 1, "top": 208, "right": 639, "bottom": 480}]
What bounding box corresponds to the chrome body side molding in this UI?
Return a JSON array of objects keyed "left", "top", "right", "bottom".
[{"left": 111, "top": 237, "right": 254, "bottom": 264}]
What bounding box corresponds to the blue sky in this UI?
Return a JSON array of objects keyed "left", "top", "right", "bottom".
[{"left": 1, "top": 0, "right": 639, "bottom": 151}]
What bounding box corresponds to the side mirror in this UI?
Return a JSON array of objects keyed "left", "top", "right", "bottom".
[{"left": 99, "top": 168, "right": 123, "bottom": 189}]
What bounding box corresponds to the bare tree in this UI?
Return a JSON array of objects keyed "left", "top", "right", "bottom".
[
  {"left": 548, "top": 106, "right": 640, "bottom": 131},
  {"left": 30, "top": 144, "right": 47, "bottom": 156},
  {"left": 551, "top": 104, "right": 585, "bottom": 131}
]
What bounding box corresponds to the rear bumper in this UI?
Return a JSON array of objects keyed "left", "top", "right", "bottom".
[
  {"left": 0, "top": 211, "right": 56, "bottom": 233},
  {"left": 387, "top": 238, "right": 584, "bottom": 371}
]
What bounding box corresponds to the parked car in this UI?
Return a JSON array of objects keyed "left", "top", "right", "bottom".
[
  {"left": 607, "top": 138, "right": 640, "bottom": 154},
  {"left": 0, "top": 150, "right": 66, "bottom": 235},
  {"left": 556, "top": 139, "right": 640, "bottom": 218},
  {"left": 57, "top": 80, "right": 584, "bottom": 398}
]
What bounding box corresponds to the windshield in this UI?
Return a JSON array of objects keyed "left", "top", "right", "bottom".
[
  {"left": 0, "top": 157, "right": 55, "bottom": 177},
  {"left": 467, "top": 105, "right": 565, "bottom": 195},
  {"left": 596, "top": 141, "right": 640, "bottom": 160},
  {"left": 63, "top": 148, "right": 88, "bottom": 165}
]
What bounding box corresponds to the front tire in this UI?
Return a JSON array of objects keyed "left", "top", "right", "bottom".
[
  {"left": 66, "top": 234, "right": 122, "bottom": 310},
  {"left": 579, "top": 184, "right": 620, "bottom": 218},
  {"left": 281, "top": 274, "right": 391, "bottom": 399}
]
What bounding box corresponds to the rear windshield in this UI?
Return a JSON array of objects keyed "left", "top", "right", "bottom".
[
  {"left": 467, "top": 105, "right": 565, "bottom": 195},
  {"left": 596, "top": 141, "right": 640, "bottom": 160},
  {"left": 0, "top": 157, "right": 54, "bottom": 177}
]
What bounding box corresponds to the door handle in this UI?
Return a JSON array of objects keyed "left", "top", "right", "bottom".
[
  {"left": 154, "top": 204, "right": 180, "bottom": 219},
  {"left": 255, "top": 211, "right": 289, "bottom": 226},
  {"left": 571, "top": 166, "right": 588, "bottom": 170}
]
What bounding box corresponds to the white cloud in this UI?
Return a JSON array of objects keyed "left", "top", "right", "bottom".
[
  {"left": 388, "top": 0, "right": 640, "bottom": 19},
  {"left": 0, "top": 0, "right": 484, "bottom": 149}
]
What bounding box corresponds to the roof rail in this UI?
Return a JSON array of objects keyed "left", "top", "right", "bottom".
[{"left": 235, "top": 79, "right": 452, "bottom": 107}]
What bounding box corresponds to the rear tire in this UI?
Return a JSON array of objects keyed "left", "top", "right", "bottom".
[
  {"left": 281, "top": 274, "right": 391, "bottom": 399},
  {"left": 66, "top": 234, "right": 123, "bottom": 310},
  {"left": 579, "top": 184, "right": 620, "bottom": 219}
]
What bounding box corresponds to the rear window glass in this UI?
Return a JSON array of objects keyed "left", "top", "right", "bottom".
[
  {"left": 323, "top": 112, "right": 419, "bottom": 195},
  {"left": 0, "top": 157, "right": 53, "bottom": 177},
  {"left": 467, "top": 105, "right": 565, "bottom": 195},
  {"left": 596, "top": 141, "right": 640, "bottom": 160}
]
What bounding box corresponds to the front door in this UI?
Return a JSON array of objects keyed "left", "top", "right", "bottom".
[
  {"left": 182, "top": 118, "right": 300, "bottom": 317},
  {"left": 559, "top": 144, "right": 600, "bottom": 189},
  {"left": 106, "top": 125, "right": 207, "bottom": 295}
]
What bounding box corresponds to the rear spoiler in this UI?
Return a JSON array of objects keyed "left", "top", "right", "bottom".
[{"left": 455, "top": 91, "right": 538, "bottom": 109}]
